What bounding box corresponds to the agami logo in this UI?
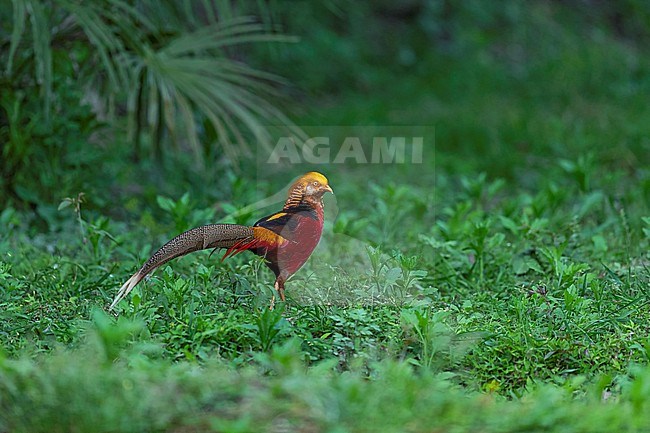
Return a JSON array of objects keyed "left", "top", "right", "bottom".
[{"left": 267, "top": 136, "right": 424, "bottom": 164}]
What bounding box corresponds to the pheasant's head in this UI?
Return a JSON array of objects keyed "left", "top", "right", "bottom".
[{"left": 284, "top": 172, "right": 333, "bottom": 208}]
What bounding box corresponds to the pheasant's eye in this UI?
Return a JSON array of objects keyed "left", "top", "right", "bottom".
[{"left": 313, "top": 181, "right": 320, "bottom": 186}]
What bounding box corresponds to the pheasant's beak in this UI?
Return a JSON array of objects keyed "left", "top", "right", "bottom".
[{"left": 323, "top": 184, "right": 333, "bottom": 194}]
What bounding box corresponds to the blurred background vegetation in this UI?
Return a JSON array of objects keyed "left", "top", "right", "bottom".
[
  {"left": 2, "top": 1, "right": 650, "bottom": 431},
  {"left": 2, "top": 0, "right": 648, "bottom": 226}
]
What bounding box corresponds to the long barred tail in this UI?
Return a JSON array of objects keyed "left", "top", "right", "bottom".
[{"left": 109, "top": 224, "right": 254, "bottom": 310}]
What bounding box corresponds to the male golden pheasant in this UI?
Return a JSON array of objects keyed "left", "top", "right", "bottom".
[{"left": 109, "top": 172, "right": 332, "bottom": 310}]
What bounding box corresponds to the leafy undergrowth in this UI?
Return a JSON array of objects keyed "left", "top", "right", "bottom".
[
  {"left": 3, "top": 327, "right": 650, "bottom": 433},
  {"left": 1, "top": 161, "right": 649, "bottom": 431},
  {"left": 2, "top": 98, "right": 650, "bottom": 428},
  {"left": 3, "top": 2, "right": 650, "bottom": 430}
]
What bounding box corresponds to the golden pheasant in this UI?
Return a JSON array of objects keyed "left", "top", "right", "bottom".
[{"left": 109, "top": 172, "right": 332, "bottom": 310}]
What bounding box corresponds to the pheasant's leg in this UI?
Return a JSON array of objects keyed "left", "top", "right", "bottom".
[
  {"left": 269, "top": 277, "right": 286, "bottom": 310},
  {"left": 276, "top": 277, "right": 286, "bottom": 302}
]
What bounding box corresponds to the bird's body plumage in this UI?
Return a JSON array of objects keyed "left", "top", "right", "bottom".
[
  {"left": 252, "top": 204, "right": 324, "bottom": 277},
  {"left": 109, "top": 172, "right": 332, "bottom": 310}
]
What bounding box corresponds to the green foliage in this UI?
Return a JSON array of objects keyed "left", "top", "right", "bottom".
[
  {"left": 0, "top": 0, "right": 300, "bottom": 206},
  {"left": 2, "top": 1, "right": 650, "bottom": 430},
  {"left": 248, "top": 305, "right": 288, "bottom": 352},
  {"left": 156, "top": 192, "right": 216, "bottom": 233},
  {"left": 3, "top": 336, "right": 650, "bottom": 432}
]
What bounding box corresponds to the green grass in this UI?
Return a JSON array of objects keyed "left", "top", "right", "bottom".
[
  {"left": 2, "top": 2, "right": 650, "bottom": 431},
  {"left": 4, "top": 334, "right": 650, "bottom": 432},
  {"left": 1, "top": 152, "right": 649, "bottom": 430}
]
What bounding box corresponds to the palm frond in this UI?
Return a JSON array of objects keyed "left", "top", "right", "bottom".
[
  {"left": 25, "top": 0, "right": 52, "bottom": 124},
  {"left": 7, "top": 0, "right": 304, "bottom": 164},
  {"left": 6, "top": 0, "right": 27, "bottom": 76},
  {"left": 136, "top": 17, "right": 303, "bottom": 161},
  {"left": 59, "top": 0, "right": 131, "bottom": 90},
  {"left": 163, "top": 18, "right": 294, "bottom": 57}
]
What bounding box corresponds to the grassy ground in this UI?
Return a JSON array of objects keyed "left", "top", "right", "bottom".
[{"left": 2, "top": 3, "right": 650, "bottom": 432}]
